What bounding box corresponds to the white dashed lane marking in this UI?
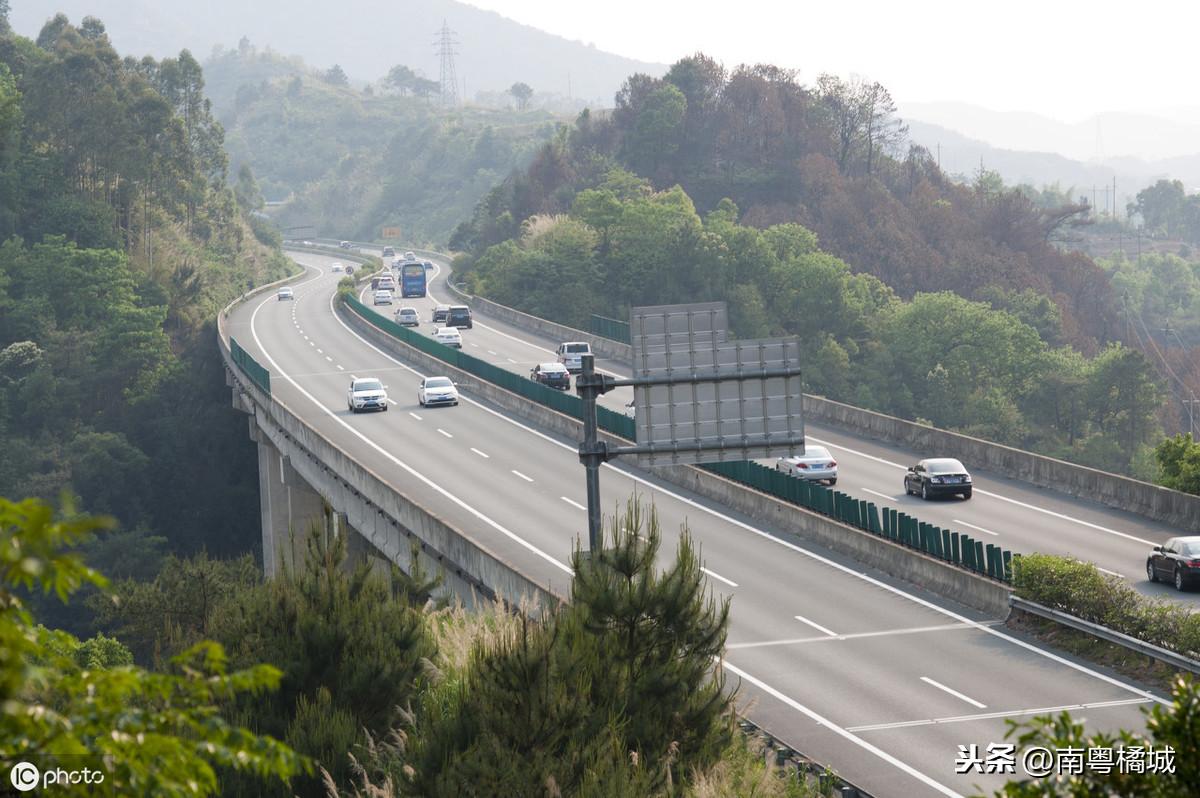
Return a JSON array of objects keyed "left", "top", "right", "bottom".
[
  {"left": 920, "top": 676, "right": 986, "bottom": 709},
  {"left": 512, "top": 470, "right": 533, "bottom": 482},
  {"left": 561, "top": 497, "right": 586, "bottom": 511},
  {"left": 954, "top": 519, "right": 998, "bottom": 537},
  {"left": 409, "top": 412, "right": 422, "bottom": 420},
  {"left": 701, "top": 567, "right": 738, "bottom": 588},
  {"left": 471, "top": 448, "right": 489, "bottom": 458},
  {"left": 437, "top": 428, "right": 453, "bottom": 438},
  {"left": 793, "top": 614, "right": 837, "bottom": 637}
]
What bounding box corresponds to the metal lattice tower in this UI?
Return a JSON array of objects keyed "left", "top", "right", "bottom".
[{"left": 434, "top": 20, "right": 459, "bottom": 107}]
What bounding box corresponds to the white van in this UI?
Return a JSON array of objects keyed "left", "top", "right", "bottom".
[{"left": 556, "top": 341, "right": 592, "bottom": 373}]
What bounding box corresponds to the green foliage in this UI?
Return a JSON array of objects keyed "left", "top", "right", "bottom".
[
  {"left": 1155, "top": 434, "right": 1200, "bottom": 495},
  {"left": 1012, "top": 554, "right": 1200, "bottom": 659},
  {"left": 988, "top": 674, "right": 1200, "bottom": 797},
  {"left": 384, "top": 498, "right": 732, "bottom": 796},
  {"left": 0, "top": 494, "right": 306, "bottom": 796}
]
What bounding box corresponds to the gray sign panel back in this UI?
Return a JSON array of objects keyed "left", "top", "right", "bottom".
[{"left": 630, "top": 302, "right": 804, "bottom": 466}]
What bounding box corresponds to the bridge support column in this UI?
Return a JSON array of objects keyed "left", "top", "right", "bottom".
[{"left": 256, "top": 433, "right": 327, "bottom": 578}]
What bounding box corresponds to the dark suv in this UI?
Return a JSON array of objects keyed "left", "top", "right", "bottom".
[
  {"left": 382, "top": 246, "right": 395, "bottom": 258},
  {"left": 531, "top": 362, "right": 570, "bottom": 390},
  {"left": 446, "top": 305, "right": 473, "bottom": 329}
]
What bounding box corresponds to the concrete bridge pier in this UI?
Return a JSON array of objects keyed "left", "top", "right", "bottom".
[{"left": 255, "top": 429, "right": 329, "bottom": 578}]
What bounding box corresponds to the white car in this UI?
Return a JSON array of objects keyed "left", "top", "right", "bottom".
[
  {"left": 433, "top": 327, "right": 462, "bottom": 348},
  {"left": 347, "top": 377, "right": 388, "bottom": 413},
  {"left": 277, "top": 287, "right": 294, "bottom": 301},
  {"left": 417, "top": 376, "right": 458, "bottom": 407},
  {"left": 331, "top": 262, "right": 344, "bottom": 272},
  {"left": 557, "top": 341, "right": 592, "bottom": 373},
  {"left": 394, "top": 306, "right": 420, "bottom": 326},
  {"left": 373, "top": 289, "right": 393, "bottom": 306},
  {"left": 404, "top": 251, "right": 416, "bottom": 261},
  {"left": 776, "top": 445, "right": 838, "bottom": 485}
]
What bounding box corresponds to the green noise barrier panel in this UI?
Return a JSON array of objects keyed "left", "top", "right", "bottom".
[
  {"left": 589, "top": 314, "right": 632, "bottom": 344},
  {"left": 230, "top": 337, "right": 270, "bottom": 395},
  {"left": 698, "top": 460, "right": 1013, "bottom": 583},
  {"left": 347, "top": 295, "right": 1011, "bottom": 583}
]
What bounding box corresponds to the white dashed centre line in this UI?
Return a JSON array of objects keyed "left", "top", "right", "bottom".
[
  {"left": 701, "top": 567, "right": 738, "bottom": 588},
  {"left": 954, "top": 519, "right": 998, "bottom": 537},
  {"left": 862, "top": 487, "right": 895, "bottom": 501},
  {"left": 561, "top": 497, "right": 587, "bottom": 511},
  {"left": 409, "top": 412, "right": 422, "bottom": 420},
  {"left": 309, "top": 341, "right": 315, "bottom": 346},
  {"left": 325, "top": 356, "right": 332, "bottom": 362},
  {"left": 487, "top": 350, "right": 497, "bottom": 355},
  {"left": 470, "top": 447, "right": 490, "bottom": 458},
  {"left": 317, "top": 348, "right": 323, "bottom": 354},
  {"left": 920, "top": 676, "right": 986, "bottom": 709},
  {"left": 793, "top": 614, "right": 837, "bottom": 637},
  {"left": 437, "top": 428, "right": 453, "bottom": 438},
  {"left": 512, "top": 470, "right": 533, "bottom": 482},
  {"left": 506, "top": 358, "right": 517, "bottom": 363},
  {"left": 337, "top": 365, "right": 344, "bottom": 371}
]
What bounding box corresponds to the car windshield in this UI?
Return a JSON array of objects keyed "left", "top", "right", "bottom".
[
  {"left": 426, "top": 378, "right": 452, "bottom": 388},
  {"left": 926, "top": 459, "right": 966, "bottom": 473},
  {"left": 566, "top": 343, "right": 589, "bottom": 353},
  {"left": 541, "top": 363, "right": 565, "bottom": 372},
  {"left": 355, "top": 380, "right": 382, "bottom": 392},
  {"left": 1181, "top": 541, "right": 1200, "bottom": 556},
  {"left": 399, "top": 308, "right": 416, "bottom": 315},
  {"left": 801, "top": 446, "right": 830, "bottom": 459}
]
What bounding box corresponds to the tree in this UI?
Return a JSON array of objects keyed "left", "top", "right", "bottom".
[
  {"left": 989, "top": 674, "right": 1199, "bottom": 797},
  {"left": 1155, "top": 433, "right": 1200, "bottom": 494},
  {"left": 384, "top": 64, "right": 416, "bottom": 95},
  {"left": 0, "top": 495, "right": 307, "bottom": 796},
  {"left": 322, "top": 64, "right": 348, "bottom": 87},
  {"left": 411, "top": 77, "right": 439, "bottom": 99},
  {"left": 507, "top": 81, "right": 533, "bottom": 110},
  {"left": 624, "top": 83, "right": 687, "bottom": 175}
]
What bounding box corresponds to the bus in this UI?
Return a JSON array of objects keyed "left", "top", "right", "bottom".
[{"left": 400, "top": 262, "right": 427, "bottom": 297}]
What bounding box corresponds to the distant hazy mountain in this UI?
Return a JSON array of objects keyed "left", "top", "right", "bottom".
[
  {"left": 12, "top": 0, "right": 666, "bottom": 104},
  {"left": 902, "top": 100, "right": 1200, "bottom": 163},
  {"left": 905, "top": 118, "right": 1200, "bottom": 211}
]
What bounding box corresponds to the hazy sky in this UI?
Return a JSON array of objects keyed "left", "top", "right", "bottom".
[{"left": 463, "top": 0, "right": 1199, "bottom": 122}]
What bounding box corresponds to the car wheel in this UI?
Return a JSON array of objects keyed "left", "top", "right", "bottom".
[
  {"left": 921, "top": 483, "right": 929, "bottom": 500},
  {"left": 1147, "top": 560, "right": 1158, "bottom": 582},
  {"left": 453, "top": 400, "right": 459, "bottom": 406},
  {"left": 962, "top": 490, "right": 972, "bottom": 500},
  {"left": 828, "top": 478, "right": 837, "bottom": 486},
  {"left": 1176, "top": 568, "right": 1187, "bottom": 592},
  {"left": 383, "top": 404, "right": 389, "bottom": 412}
]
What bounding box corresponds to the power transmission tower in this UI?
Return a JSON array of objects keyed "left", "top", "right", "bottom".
[{"left": 434, "top": 20, "right": 459, "bottom": 108}]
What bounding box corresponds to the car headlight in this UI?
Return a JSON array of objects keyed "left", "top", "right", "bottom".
[{"left": 963, "top": 475, "right": 972, "bottom": 482}]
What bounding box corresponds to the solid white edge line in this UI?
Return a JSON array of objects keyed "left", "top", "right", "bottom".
[
  {"left": 700, "top": 566, "right": 738, "bottom": 588},
  {"left": 511, "top": 470, "right": 533, "bottom": 482},
  {"left": 470, "top": 448, "right": 490, "bottom": 459},
  {"left": 793, "top": 614, "right": 838, "bottom": 637},
  {"left": 246, "top": 277, "right": 573, "bottom": 577},
  {"left": 309, "top": 252, "right": 1169, "bottom": 784},
  {"left": 920, "top": 676, "right": 986, "bottom": 709},
  {"left": 953, "top": 519, "right": 999, "bottom": 537},
  {"left": 561, "top": 496, "right": 586, "bottom": 511},
  {"left": 721, "top": 660, "right": 964, "bottom": 798},
  {"left": 808, "top": 436, "right": 1157, "bottom": 546}
]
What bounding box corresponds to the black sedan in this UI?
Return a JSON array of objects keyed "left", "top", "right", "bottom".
[
  {"left": 904, "top": 458, "right": 972, "bottom": 500},
  {"left": 1146, "top": 536, "right": 1200, "bottom": 591},
  {"left": 530, "top": 362, "right": 570, "bottom": 390}
]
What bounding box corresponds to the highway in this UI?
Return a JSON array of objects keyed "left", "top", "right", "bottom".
[
  {"left": 366, "top": 250, "right": 1196, "bottom": 604},
  {"left": 223, "top": 248, "right": 1171, "bottom": 797}
]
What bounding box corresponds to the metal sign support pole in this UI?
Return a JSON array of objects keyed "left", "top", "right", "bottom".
[{"left": 576, "top": 354, "right": 612, "bottom": 554}]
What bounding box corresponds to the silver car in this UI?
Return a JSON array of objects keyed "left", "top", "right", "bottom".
[
  {"left": 373, "top": 289, "right": 393, "bottom": 306},
  {"left": 776, "top": 445, "right": 838, "bottom": 485},
  {"left": 277, "top": 287, "right": 294, "bottom": 301}
]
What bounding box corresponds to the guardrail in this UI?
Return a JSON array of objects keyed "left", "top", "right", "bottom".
[{"left": 1010, "top": 596, "right": 1200, "bottom": 675}]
